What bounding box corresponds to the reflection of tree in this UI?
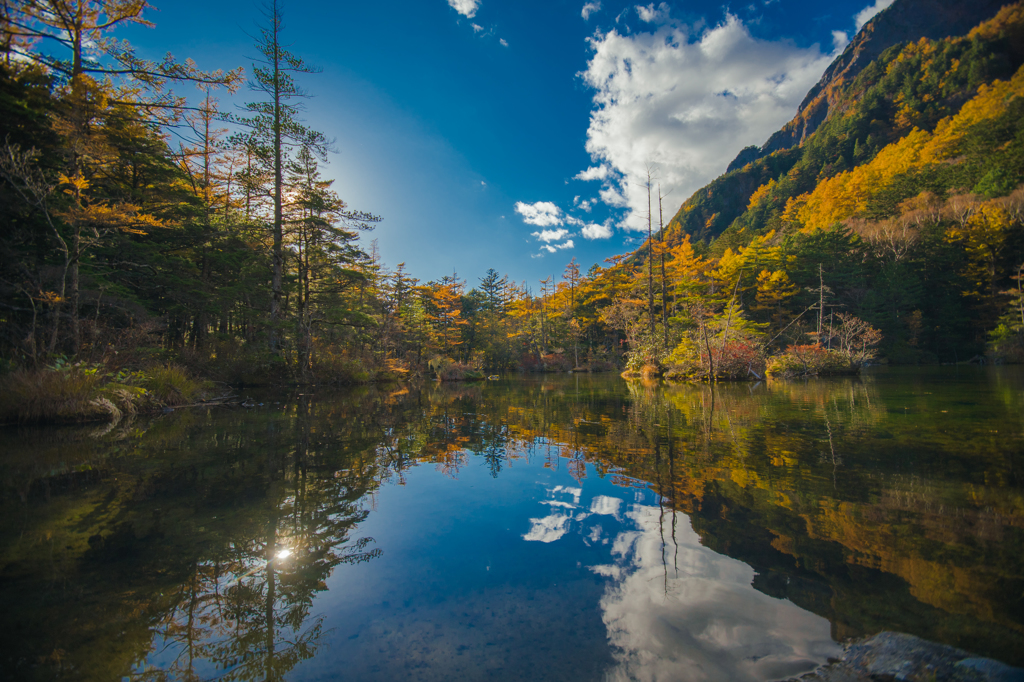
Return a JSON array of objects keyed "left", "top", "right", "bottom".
[
  {"left": 5, "top": 373, "right": 1024, "bottom": 677},
  {"left": 129, "top": 394, "right": 387, "bottom": 682}
]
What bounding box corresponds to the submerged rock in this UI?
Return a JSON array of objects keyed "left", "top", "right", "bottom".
[{"left": 787, "top": 632, "right": 1024, "bottom": 682}]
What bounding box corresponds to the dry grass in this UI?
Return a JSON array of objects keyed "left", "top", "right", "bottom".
[
  {"left": 0, "top": 363, "right": 211, "bottom": 424},
  {"left": 0, "top": 366, "right": 108, "bottom": 423}
]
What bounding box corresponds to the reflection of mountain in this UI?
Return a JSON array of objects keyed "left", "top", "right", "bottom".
[
  {"left": 416, "top": 371, "right": 1024, "bottom": 664},
  {"left": 1, "top": 371, "right": 1022, "bottom": 677},
  {"left": 595, "top": 505, "right": 839, "bottom": 682}
]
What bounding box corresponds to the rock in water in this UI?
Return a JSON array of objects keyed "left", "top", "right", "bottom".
[{"left": 789, "top": 631, "right": 1024, "bottom": 682}]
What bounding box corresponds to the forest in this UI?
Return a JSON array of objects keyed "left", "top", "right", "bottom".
[{"left": 1, "top": 1, "right": 1024, "bottom": 423}]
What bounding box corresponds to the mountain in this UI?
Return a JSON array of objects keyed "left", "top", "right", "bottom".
[
  {"left": 740, "top": 0, "right": 1012, "bottom": 168},
  {"left": 666, "top": 0, "right": 1022, "bottom": 247}
]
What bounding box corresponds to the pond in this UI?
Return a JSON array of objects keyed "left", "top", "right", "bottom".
[{"left": 1, "top": 367, "right": 1022, "bottom": 681}]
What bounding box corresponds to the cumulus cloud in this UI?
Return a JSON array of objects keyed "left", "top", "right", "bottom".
[
  {"left": 579, "top": 11, "right": 841, "bottom": 230},
  {"left": 532, "top": 227, "right": 571, "bottom": 242},
  {"left": 832, "top": 30, "right": 850, "bottom": 52},
  {"left": 515, "top": 200, "right": 563, "bottom": 227},
  {"left": 582, "top": 222, "right": 613, "bottom": 239},
  {"left": 575, "top": 165, "right": 611, "bottom": 181},
  {"left": 582, "top": 1, "right": 601, "bottom": 21},
  {"left": 472, "top": 23, "right": 484, "bottom": 32},
  {"left": 542, "top": 239, "right": 575, "bottom": 253},
  {"left": 448, "top": 0, "right": 480, "bottom": 18},
  {"left": 636, "top": 2, "right": 671, "bottom": 23},
  {"left": 854, "top": 0, "right": 895, "bottom": 30},
  {"left": 500, "top": 38, "right": 509, "bottom": 47},
  {"left": 599, "top": 185, "right": 628, "bottom": 208}
]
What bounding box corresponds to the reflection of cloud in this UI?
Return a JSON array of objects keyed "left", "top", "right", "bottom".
[
  {"left": 611, "top": 530, "right": 640, "bottom": 558},
  {"left": 541, "top": 500, "right": 576, "bottom": 509},
  {"left": 523, "top": 513, "right": 571, "bottom": 543},
  {"left": 589, "top": 495, "right": 622, "bottom": 518},
  {"left": 597, "top": 505, "right": 840, "bottom": 681},
  {"left": 591, "top": 563, "right": 623, "bottom": 579},
  {"left": 552, "top": 485, "right": 582, "bottom": 503}
]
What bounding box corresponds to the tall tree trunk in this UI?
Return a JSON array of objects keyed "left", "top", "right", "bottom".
[
  {"left": 70, "top": 228, "right": 81, "bottom": 354},
  {"left": 659, "top": 186, "right": 669, "bottom": 352},
  {"left": 647, "top": 171, "right": 654, "bottom": 342},
  {"left": 270, "top": 11, "right": 284, "bottom": 354}
]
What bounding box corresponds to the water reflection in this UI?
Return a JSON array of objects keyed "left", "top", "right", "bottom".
[
  {"left": 0, "top": 368, "right": 1021, "bottom": 680},
  {"left": 597, "top": 506, "right": 838, "bottom": 682}
]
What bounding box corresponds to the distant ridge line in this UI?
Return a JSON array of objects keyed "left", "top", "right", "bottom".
[{"left": 725, "top": 0, "right": 1009, "bottom": 173}]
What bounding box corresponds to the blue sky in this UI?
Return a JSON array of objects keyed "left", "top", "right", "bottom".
[{"left": 120, "top": 0, "right": 894, "bottom": 289}]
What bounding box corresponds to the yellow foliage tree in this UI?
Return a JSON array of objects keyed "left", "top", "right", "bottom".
[{"left": 790, "top": 65, "right": 1024, "bottom": 231}]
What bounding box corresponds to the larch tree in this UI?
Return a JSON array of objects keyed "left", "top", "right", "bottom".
[
  {"left": 1, "top": 0, "right": 240, "bottom": 353},
  {"left": 234, "top": 0, "right": 328, "bottom": 352}
]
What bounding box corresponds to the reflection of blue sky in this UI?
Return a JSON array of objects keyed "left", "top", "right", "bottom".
[
  {"left": 289, "top": 457, "right": 836, "bottom": 681},
  {"left": 524, "top": 482, "right": 840, "bottom": 681}
]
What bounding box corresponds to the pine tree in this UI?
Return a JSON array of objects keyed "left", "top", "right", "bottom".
[{"left": 234, "top": 0, "right": 328, "bottom": 352}]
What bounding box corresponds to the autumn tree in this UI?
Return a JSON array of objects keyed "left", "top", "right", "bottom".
[{"left": 234, "top": 0, "right": 328, "bottom": 352}]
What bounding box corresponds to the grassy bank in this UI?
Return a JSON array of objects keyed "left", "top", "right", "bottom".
[{"left": 0, "top": 363, "right": 214, "bottom": 424}]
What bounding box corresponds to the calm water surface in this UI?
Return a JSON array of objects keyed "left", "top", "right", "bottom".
[{"left": 1, "top": 367, "right": 1022, "bottom": 681}]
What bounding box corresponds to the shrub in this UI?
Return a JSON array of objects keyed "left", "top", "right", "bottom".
[
  {"left": 179, "top": 338, "right": 286, "bottom": 386},
  {"left": 664, "top": 338, "right": 766, "bottom": 381},
  {"left": 137, "top": 365, "right": 211, "bottom": 406},
  {"left": 517, "top": 352, "right": 574, "bottom": 373},
  {"left": 429, "top": 356, "right": 485, "bottom": 382},
  {"left": 313, "top": 349, "right": 372, "bottom": 384},
  {"left": 766, "top": 344, "right": 858, "bottom": 377},
  {"left": 580, "top": 359, "right": 617, "bottom": 373},
  {"left": 988, "top": 327, "right": 1024, "bottom": 363}
]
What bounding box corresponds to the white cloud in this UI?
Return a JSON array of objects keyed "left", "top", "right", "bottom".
[
  {"left": 500, "top": 38, "right": 509, "bottom": 47},
  {"left": 599, "top": 185, "right": 628, "bottom": 208},
  {"left": 472, "top": 23, "right": 484, "bottom": 32},
  {"left": 575, "top": 164, "right": 611, "bottom": 181},
  {"left": 515, "top": 200, "right": 563, "bottom": 227},
  {"left": 832, "top": 30, "right": 849, "bottom": 52},
  {"left": 532, "top": 227, "right": 571, "bottom": 242},
  {"left": 448, "top": 0, "right": 480, "bottom": 19},
  {"left": 636, "top": 2, "right": 671, "bottom": 24},
  {"left": 574, "top": 196, "right": 596, "bottom": 212},
  {"left": 580, "top": 13, "right": 840, "bottom": 230},
  {"left": 582, "top": 222, "right": 613, "bottom": 239},
  {"left": 542, "top": 240, "right": 576, "bottom": 253},
  {"left": 582, "top": 1, "right": 601, "bottom": 21},
  {"left": 854, "top": 0, "right": 895, "bottom": 30}
]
